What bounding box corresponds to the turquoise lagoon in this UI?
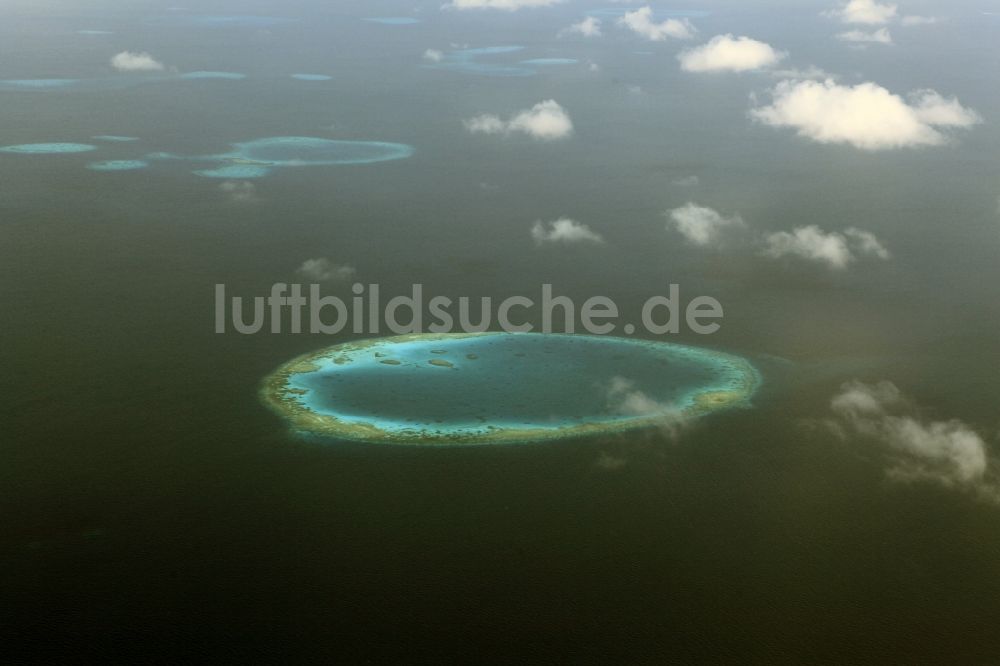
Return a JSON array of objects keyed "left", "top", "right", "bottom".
[{"left": 262, "top": 333, "right": 760, "bottom": 445}]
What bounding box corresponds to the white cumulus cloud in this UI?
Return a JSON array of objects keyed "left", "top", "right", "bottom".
[
  {"left": 296, "top": 258, "right": 357, "bottom": 282},
  {"left": 618, "top": 7, "right": 695, "bottom": 41},
  {"left": 464, "top": 100, "right": 573, "bottom": 141},
  {"left": 561, "top": 16, "right": 602, "bottom": 37},
  {"left": 668, "top": 203, "right": 745, "bottom": 246},
  {"left": 219, "top": 180, "right": 258, "bottom": 203},
  {"left": 423, "top": 49, "right": 444, "bottom": 62},
  {"left": 605, "top": 377, "right": 686, "bottom": 438},
  {"left": 531, "top": 217, "right": 604, "bottom": 245},
  {"left": 751, "top": 79, "right": 980, "bottom": 150},
  {"left": 828, "top": 380, "right": 998, "bottom": 499},
  {"left": 110, "top": 51, "right": 165, "bottom": 72},
  {"left": 673, "top": 175, "right": 700, "bottom": 187},
  {"left": 845, "top": 227, "right": 891, "bottom": 260},
  {"left": 761, "top": 225, "right": 889, "bottom": 269},
  {"left": 444, "top": 0, "right": 563, "bottom": 10},
  {"left": 678, "top": 34, "right": 786, "bottom": 73},
  {"left": 826, "top": 0, "right": 897, "bottom": 24},
  {"left": 837, "top": 27, "right": 893, "bottom": 44}
]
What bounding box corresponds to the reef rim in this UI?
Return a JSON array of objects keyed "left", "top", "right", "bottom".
[{"left": 261, "top": 332, "right": 761, "bottom": 446}]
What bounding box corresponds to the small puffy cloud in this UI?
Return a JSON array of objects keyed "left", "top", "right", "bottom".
[
  {"left": 837, "top": 27, "right": 892, "bottom": 44},
  {"left": 296, "top": 258, "right": 357, "bottom": 282},
  {"left": 595, "top": 452, "right": 628, "bottom": 471},
  {"left": 561, "top": 16, "right": 602, "bottom": 37},
  {"left": 761, "top": 224, "right": 889, "bottom": 269},
  {"left": 901, "top": 15, "right": 937, "bottom": 26},
  {"left": 668, "top": 203, "right": 745, "bottom": 247},
  {"left": 531, "top": 217, "right": 604, "bottom": 245},
  {"left": 672, "top": 175, "right": 700, "bottom": 187},
  {"left": 464, "top": 100, "right": 573, "bottom": 141},
  {"left": 826, "top": 0, "right": 897, "bottom": 25},
  {"left": 618, "top": 7, "right": 695, "bottom": 41},
  {"left": 606, "top": 376, "right": 686, "bottom": 438},
  {"left": 464, "top": 115, "right": 506, "bottom": 135},
  {"left": 845, "top": 227, "right": 890, "bottom": 259},
  {"left": 678, "top": 34, "right": 786, "bottom": 73},
  {"left": 219, "top": 180, "right": 257, "bottom": 203},
  {"left": 444, "top": 0, "right": 563, "bottom": 9},
  {"left": 607, "top": 376, "right": 669, "bottom": 416},
  {"left": 828, "top": 381, "right": 997, "bottom": 499},
  {"left": 751, "top": 79, "right": 980, "bottom": 150},
  {"left": 423, "top": 49, "right": 444, "bottom": 62},
  {"left": 110, "top": 51, "right": 165, "bottom": 72},
  {"left": 910, "top": 90, "right": 981, "bottom": 126}
]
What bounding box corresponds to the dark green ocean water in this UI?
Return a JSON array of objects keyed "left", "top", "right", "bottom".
[{"left": 2, "top": 0, "right": 1000, "bottom": 662}]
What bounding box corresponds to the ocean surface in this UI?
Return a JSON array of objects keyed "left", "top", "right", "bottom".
[{"left": 2, "top": 0, "right": 1000, "bottom": 661}]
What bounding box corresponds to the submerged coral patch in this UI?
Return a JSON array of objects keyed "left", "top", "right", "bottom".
[
  {"left": 0, "top": 143, "right": 97, "bottom": 154},
  {"left": 1, "top": 136, "right": 412, "bottom": 178},
  {"left": 231, "top": 137, "right": 413, "bottom": 166},
  {"left": 193, "top": 165, "right": 272, "bottom": 179},
  {"left": 86, "top": 160, "right": 149, "bottom": 171},
  {"left": 261, "top": 333, "right": 760, "bottom": 446},
  {"left": 423, "top": 46, "right": 537, "bottom": 77},
  {"left": 0, "top": 79, "right": 81, "bottom": 90},
  {"left": 0, "top": 70, "right": 244, "bottom": 93},
  {"left": 146, "top": 136, "right": 414, "bottom": 178}
]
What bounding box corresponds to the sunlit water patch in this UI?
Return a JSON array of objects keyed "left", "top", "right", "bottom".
[
  {"left": 291, "top": 74, "right": 332, "bottom": 81},
  {"left": 0, "top": 143, "right": 97, "bottom": 154},
  {"left": 262, "top": 333, "right": 760, "bottom": 445}
]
